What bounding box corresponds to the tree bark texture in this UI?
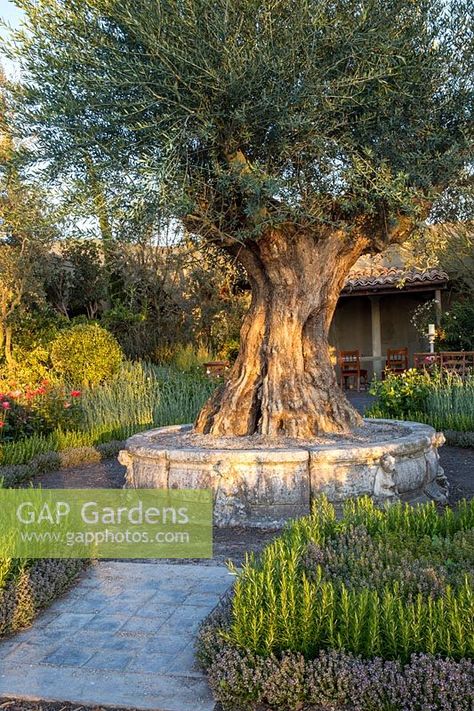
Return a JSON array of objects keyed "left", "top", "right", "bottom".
[{"left": 195, "top": 227, "right": 370, "bottom": 438}]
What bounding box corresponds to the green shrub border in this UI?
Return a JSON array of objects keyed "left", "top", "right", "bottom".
[
  {"left": 0, "top": 440, "right": 124, "bottom": 487},
  {"left": 0, "top": 558, "right": 86, "bottom": 638}
]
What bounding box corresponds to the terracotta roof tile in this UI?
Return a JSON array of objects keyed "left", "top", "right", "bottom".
[{"left": 343, "top": 266, "right": 448, "bottom": 293}]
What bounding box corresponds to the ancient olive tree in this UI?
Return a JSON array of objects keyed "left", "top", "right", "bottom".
[{"left": 10, "top": 0, "right": 473, "bottom": 436}]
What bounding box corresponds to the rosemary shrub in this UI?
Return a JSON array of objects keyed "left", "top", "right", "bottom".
[{"left": 224, "top": 497, "right": 474, "bottom": 663}]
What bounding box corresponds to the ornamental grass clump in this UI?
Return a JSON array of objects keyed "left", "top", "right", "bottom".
[
  {"left": 198, "top": 497, "right": 474, "bottom": 710},
  {"left": 80, "top": 361, "right": 216, "bottom": 431}
]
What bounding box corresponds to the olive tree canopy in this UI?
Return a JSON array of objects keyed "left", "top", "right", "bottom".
[{"left": 9, "top": 0, "right": 473, "bottom": 436}]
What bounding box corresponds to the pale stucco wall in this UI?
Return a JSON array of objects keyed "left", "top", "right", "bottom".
[
  {"left": 379, "top": 293, "right": 429, "bottom": 363},
  {"left": 329, "top": 296, "right": 372, "bottom": 353}
]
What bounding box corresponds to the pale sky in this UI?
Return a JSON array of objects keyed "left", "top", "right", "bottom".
[{"left": 0, "top": 0, "right": 25, "bottom": 77}]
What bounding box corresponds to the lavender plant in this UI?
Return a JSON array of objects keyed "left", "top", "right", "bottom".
[{"left": 368, "top": 371, "right": 474, "bottom": 433}]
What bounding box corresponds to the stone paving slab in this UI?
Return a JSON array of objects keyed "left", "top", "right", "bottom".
[{"left": 0, "top": 561, "right": 233, "bottom": 711}]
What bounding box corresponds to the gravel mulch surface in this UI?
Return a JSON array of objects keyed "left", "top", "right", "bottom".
[
  {"left": 32, "top": 457, "right": 126, "bottom": 489},
  {"left": 439, "top": 445, "right": 474, "bottom": 503},
  {"left": 140, "top": 525, "right": 282, "bottom": 567},
  {"left": 143, "top": 419, "right": 408, "bottom": 449}
]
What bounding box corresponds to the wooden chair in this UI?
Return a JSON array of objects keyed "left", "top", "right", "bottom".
[
  {"left": 414, "top": 351, "right": 474, "bottom": 378},
  {"left": 440, "top": 352, "right": 469, "bottom": 377},
  {"left": 338, "top": 350, "right": 368, "bottom": 391},
  {"left": 384, "top": 348, "right": 409, "bottom": 376}
]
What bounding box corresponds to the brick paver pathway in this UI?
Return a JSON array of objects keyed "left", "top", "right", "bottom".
[{"left": 0, "top": 562, "right": 232, "bottom": 711}]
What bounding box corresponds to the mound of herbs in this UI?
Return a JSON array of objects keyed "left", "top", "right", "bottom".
[
  {"left": 0, "top": 557, "right": 85, "bottom": 637},
  {"left": 215, "top": 498, "right": 474, "bottom": 663}
]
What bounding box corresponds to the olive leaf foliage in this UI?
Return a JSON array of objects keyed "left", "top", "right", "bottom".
[{"left": 8, "top": 0, "right": 474, "bottom": 245}]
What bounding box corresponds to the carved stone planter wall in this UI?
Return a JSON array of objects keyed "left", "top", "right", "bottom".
[{"left": 119, "top": 419, "right": 447, "bottom": 527}]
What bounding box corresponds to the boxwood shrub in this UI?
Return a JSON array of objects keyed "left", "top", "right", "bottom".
[
  {"left": 198, "top": 497, "right": 474, "bottom": 711},
  {"left": 50, "top": 323, "right": 123, "bottom": 386}
]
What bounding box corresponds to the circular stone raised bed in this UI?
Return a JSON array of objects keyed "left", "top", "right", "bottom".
[{"left": 118, "top": 419, "right": 448, "bottom": 527}]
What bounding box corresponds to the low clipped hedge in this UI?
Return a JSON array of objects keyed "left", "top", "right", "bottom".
[
  {"left": 0, "top": 558, "right": 86, "bottom": 637},
  {"left": 198, "top": 497, "right": 474, "bottom": 711}
]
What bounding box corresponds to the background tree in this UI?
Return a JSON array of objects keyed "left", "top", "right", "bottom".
[
  {"left": 407, "top": 220, "right": 474, "bottom": 352},
  {"left": 0, "top": 70, "right": 56, "bottom": 364},
  {"left": 182, "top": 246, "right": 249, "bottom": 356},
  {"left": 409, "top": 222, "right": 474, "bottom": 296},
  {"left": 9, "top": 0, "right": 473, "bottom": 436},
  {"left": 103, "top": 236, "right": 248, "bottom": 361},
  {"left": 70, "top": 240, "right": 107, "bottom": 319}
]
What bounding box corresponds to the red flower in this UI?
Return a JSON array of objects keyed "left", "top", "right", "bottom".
[
  {"left": 36, "top": 386, "right": 46, "bottom": 395},
  {"left": 0, "top": 421, "right": 5, "bottom": 427},
  {"left": 2, "top": 401, "right": 11, "bottom": 410},
  {"left": 70, "top": 390, "right": 81, "bottom": 397}
]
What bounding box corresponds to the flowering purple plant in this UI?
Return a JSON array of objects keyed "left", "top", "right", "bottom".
[
  {"left": 199, "top": 640, "right": 474, "bottom": 711},
  {"left": 197, "top": 498, "right": 474, "bottom": 711}
]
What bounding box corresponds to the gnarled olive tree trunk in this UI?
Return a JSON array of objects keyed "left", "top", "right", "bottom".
[{"left": 194, "top": 227, "right": 369, "bottom": 438}]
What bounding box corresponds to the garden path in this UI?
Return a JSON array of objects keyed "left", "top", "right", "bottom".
[{"left": 0, "top": 561, "right": 232, "bottom": 711}]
